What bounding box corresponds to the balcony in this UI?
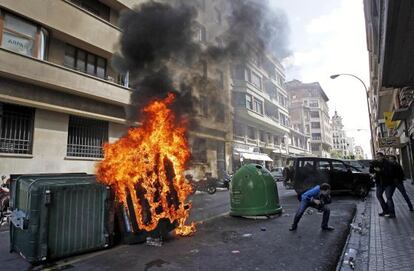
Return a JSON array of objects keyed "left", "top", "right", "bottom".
[
  {"left": 247, "top": 138, "right": 258, "bottom": 145},
  {"left": 0, "top": 0, "right": 120, "bottom": 54},
  {"left": 234, "top": 107, "right": 290, "bottom": 134},
  {"left": 0, "top": 48, "right": 130, "bottom": 106}
]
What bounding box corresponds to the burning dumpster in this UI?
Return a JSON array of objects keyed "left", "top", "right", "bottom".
[
  {"left": 97, "top": 94, "right": 195, "bottom": 241},
  {"left": 230, "top": 164, "right": 282, "bottom": 217},
  {"left": 9, "top": 174, "right": 114, "bottom": 263}
]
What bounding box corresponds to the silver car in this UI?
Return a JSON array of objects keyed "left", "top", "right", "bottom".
[{"left": 270, "top": 167, "right": 285, "bottom": 182}]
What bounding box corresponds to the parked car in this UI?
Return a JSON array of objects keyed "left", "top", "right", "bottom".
[
  {"left": 283, "top": 157, "right": 372, "bottom": 198},
  {"left": 270, "top": 167, "right": 285, "bottom": 182}
]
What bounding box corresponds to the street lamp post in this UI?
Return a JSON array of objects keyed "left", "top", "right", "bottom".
[{"left": 330, "top": 73, "right": 375, "bottom": 158}]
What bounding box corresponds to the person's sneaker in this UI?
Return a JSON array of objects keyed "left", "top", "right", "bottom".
[
  {"left": 289, "top": 225, "right": 297, "bottom": 231},
  {"left": 322, "top": 226, "right": 335, "bottom": 231},
  {"left": 409, "top": 208, "right": 414, "bottom": 212},
  {"left": 385, "top": 213, "right": 396, "bottom": 218},
  {"left": 378, "top": 212, "right": 388, "bottom": 216}
]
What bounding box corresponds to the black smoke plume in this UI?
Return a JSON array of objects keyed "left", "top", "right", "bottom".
[{"left": 113, "top": 0, "right": 291, "bottom": 123}]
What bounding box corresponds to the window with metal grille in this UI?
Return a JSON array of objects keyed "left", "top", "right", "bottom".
[
  {"left": 67, "top": 116, "right": 108, "bottom": 158},
  {"left": 0, "top": 103, "right": 35, "bottom": 154}
]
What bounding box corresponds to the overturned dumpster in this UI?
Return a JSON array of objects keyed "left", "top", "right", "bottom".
[{"left": 9, "top": 174, "right": 115, "bottom": 264}]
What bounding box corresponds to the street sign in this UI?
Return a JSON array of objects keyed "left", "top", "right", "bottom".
[
  {"left": 378, "top": 137, "right": 401, "bottom": 148},
  {"left": 384, "top": 112, "right": 400, "bottom": 129}
]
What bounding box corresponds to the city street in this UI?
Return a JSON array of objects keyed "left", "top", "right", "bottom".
[{"left": 0, "top": 183, "right": 357, "bottom": 271}]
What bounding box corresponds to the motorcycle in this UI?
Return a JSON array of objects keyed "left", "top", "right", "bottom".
[
  {"left": 185, "top": 173, "right": 217, "bottom": 194},
  {"left": 216, "top": 171, "right": 232, "bottom": 190},
  {"left": 0, "top": 177, "right": 10, "bottom": 226}
]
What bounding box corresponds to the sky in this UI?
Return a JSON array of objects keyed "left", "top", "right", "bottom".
[{"left": 269, "top": 0, "right": 372, "bottom": 158}]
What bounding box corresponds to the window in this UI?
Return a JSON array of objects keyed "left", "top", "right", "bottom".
[
  {"left": 216, "top": 69, "right": 224, "bottom": 88},
  {"left": 311, "top": 122, "right": 321, "bottom": 129},
  {"left": 117, "top": 71, "right": 130, "bottom": 88},
  {"left": 298, "top": 160, "right": 315, "bottom": 169},
  {"left": 232, "top": 65, "right": 245, "bottom": 80},
  {"left": 246, "top": 94, "right": 253, "bottom": 110},
  {"left": 201, "top": 60, "right": 208, "bottom": 78},
  {"left": 67, "top": 116, "right": 108, "bottom": 158},
  {"left": 311, "top": 143, "right": 319, "bottom": 151},
  {"left": 0, "top": 103, "right": 34, "bottom": 154},
  {"left": 253, "top": 98, "right": 263, "bottom": 114},
  {"left": 310, "top": 111, "right": 320, "bottom": 118},
  {"left": 312, "top": 133, "right": 321, "bottom": 140},
  {"left": 309, "top": 100, "right": 319, "bottom": 107},
  {"left": 259, "top": 130, "right": 266, "bottom": 142},
  {"left": 280, "top": 113, "right": 289, "bottom": 126},
  {"left": 264, "top": 82, "right": 278, "bottom": 99},
  {"left": 332, "top": 161, "right": 348, "bottom": 172},
  {"left": 233, "top": 122, "right": 244, "bottom": 137},
  {"left": 273, "top": 135, "right": 280, "bottom": 145},
  {"left": 64, "top": 44, "right": 107, "bottom": 79},
  {"left": 192, "top": 138, "right": 207, "bottom": 163},
  {"left": 215, "top": 8, "right": 222, "bottom": 24},
  {"left": 232, "top": 92, "right": 246, "bottom": 107},
  {"left": 68, "top": 0, "right": 110, "bottom": 21},
  {"left": 195, "top": 24, "right": 207, "bottom": 42},
  {"left": 215, "top": 102, "right": 225, "bottom": 122},
  {"left": 200, "top": 96, "right": 208, "bottom": 116},
  {"left": 247, "top": 126, "right": 256, "bottom": 139},
  {"left": 1, "top": 13, "right": 43, "bottom": 58},
  {"left": 250, "top": 72, "right": 262, "bottom": 90},
  {"left": 317, "top": 161, "right": 331, "bottom": 171}
]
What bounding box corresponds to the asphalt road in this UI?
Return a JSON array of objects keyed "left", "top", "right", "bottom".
[{"left": 0, "top": 183, "right": 358, "bottom": 271}]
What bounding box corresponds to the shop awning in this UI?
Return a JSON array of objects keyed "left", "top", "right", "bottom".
[{"left": 240, "top": 152, "right": 273, "bottom": 162}]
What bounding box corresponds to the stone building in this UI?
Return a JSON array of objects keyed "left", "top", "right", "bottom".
[
  {"left": 285, "top": 80, "right": 332, "bottom": 158},
  {"left": 231, "top": 53, "right": 291, "bottom": 170},
  {"left": 331, "top": 111, "right": 350, "bottom": 157}
]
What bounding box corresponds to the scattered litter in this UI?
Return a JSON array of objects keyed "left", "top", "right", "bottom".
[
  {"left": 350, "top": 223, "right": 362, "bottom": 233},
  {"left": 306, "top": 209, "right": 314, "bottom": 215},
  {"left": 260, "top": 227, "right": 266, "bottom": 231},
  {"left": 146, "top": 237, "right": 163, "bottom": 247},
  {"left": 343, "top": 248, "right": 357, "bottom": 269},
  {"left": 231, "top": 250, "right": 240, "bottom": 254},
  {"left": 190, "top": 249, "right": 199, "bottom": 254},
  {"left": 242, "top": 233, "right": 252, "bottom": 238}
]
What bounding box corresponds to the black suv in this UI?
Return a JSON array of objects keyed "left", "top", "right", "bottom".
[{"left": 283, "top": 157, "right": 372, "bottom": 198}]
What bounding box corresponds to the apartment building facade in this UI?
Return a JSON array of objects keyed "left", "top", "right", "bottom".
[
  {"left": 331, "top": 111, "right": 350, "bottom": 157},
  {"left": 364, "top": 0, "right": 414, "bottom": 180},
  {"left": 0, "top": 0, "right": 233, "bottom": 179},
  {"left": 231, "top": 53, "right": 291, "bottom": 169},
  {"left": 0, "top": 0, "right": 133, "bottom": 175},
  {"left": 285, "top": 80, "right": 332, "bottom": 158},
  {"left": 354, "top": 145, "right": 364, "bottom": 160}
]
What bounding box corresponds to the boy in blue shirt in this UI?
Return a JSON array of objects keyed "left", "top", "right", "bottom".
[{"left": 289, "top": 183, "right": 334, "bottom": 231}]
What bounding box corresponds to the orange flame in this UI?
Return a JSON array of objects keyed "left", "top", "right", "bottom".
[{"left": 96, "top": 93, "right": 195, "bottom": 236}]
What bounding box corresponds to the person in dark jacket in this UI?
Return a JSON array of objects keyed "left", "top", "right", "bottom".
[
  {"left": 370, "top": 152, "right": 396, "bottom": 217},
  {"left": 289, "top": 183, "right": 334, "bottom": 231},
  {"left": 388, "top": 155, "right": 413, "bottom": 211}
]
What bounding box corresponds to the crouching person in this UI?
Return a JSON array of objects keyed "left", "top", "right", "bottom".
[{"left": 289, "top": 183, "right": 334, "bottom": 231}]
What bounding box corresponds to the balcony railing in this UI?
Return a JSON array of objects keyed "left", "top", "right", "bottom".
[{"left": 0, "top": 48, "right": 130, "bottom": 106}]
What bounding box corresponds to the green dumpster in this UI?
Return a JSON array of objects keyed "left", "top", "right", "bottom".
[{"left": 230, "top": 164, "right": 282, "bottom": 216}]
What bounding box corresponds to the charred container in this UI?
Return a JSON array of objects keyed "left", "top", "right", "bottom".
[
  {"left": 115, "top": 158, "right": 179, "bottom": 244},
  {"left": 9, "top": 174, "right": 115, "bottom": 263}
]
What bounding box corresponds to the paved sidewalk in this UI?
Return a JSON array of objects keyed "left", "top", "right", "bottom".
[{"left": 369, "top": 182, "right": 414, "bottom": 271}]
